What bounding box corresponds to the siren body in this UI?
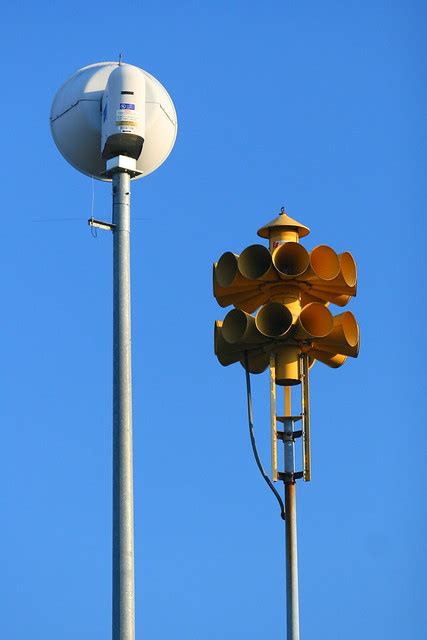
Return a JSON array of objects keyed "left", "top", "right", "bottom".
[
  {"left": 50, "top": 62, "right": 177, "bottom": 180},
  {"left": 213, "top": 210, "right": 359, "bottom": 382},
  {"left": 101, "top": 65, "right": 146, "bottom": 161}
]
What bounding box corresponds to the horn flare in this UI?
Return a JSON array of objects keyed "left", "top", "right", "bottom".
[
  {"left": 222, "top": 308, "right": 267, "bottom": 344},
  {"left": 215, "top": 252, "right": 253, "bottom": 289},
  {"left": 238, "top": 244, "right": 277, "bottom": 282},
  {"left": 294, "top": 303, "right": 333, "bottom": 340},
  {"left": 255, "top": 302, "right": 293, "bottom": 338},
  {"left": 309, "top": 349, "right": 348, "bottom": 368},
  {"left": 240, "top": 351, "right": 270, "bottom": 374},
  {"left": 308, "top": 245, "right": 340, "bottom": 281},
  {"left": 272, "top": 242, "right": 310, "bottom": 279},
  {"left": 312, "top": 312, "right": 360, "bottom": 357}
]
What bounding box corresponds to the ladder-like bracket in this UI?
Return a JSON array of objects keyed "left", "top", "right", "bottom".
[{"left": 270, "top": 352, "right": 311, "bottom": 484}]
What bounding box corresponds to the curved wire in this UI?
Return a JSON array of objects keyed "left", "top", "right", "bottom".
[{"left": 243, "top": 351, "right": 286, "bottom": 521}]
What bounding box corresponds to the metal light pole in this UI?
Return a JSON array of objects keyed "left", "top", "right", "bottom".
[
  {"left": 112, "top": 170, "right": 135, "bottom": 640},
  {"left": 50, "top": 61, "right": 177, "bottom": 640}
]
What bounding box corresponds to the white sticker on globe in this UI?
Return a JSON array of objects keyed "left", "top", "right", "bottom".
[{"left": 116, "top": 109, "right": 138, "bottom": 131}]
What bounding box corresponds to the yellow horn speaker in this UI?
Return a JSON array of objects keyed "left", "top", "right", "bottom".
[
  {"left": 214, "top": 321, "right": 269, "bottom": 372},
  {"left": 302, "top": 287, "right": 353, "bottom": 307},
  {"left": 255, "top": 302, "right": 299, "bottom": 384},
  {"left": 234, "top": 291, "right": 270, "bottom": 314},
  {"left": 312, "top": 311, "right": 360, "bottom": 357},
  {"left": 214, "top": 282, "right": 264, "bottom": 309},
  {"left": 306, "top": 251, "right": 357, "bottom": 295},
  {"left": 272, "top": 242, "right": 310, "bottom": 279},
  {"left": 299, "top": 245, "right": 340, "bottom": 284},
  {"left": 214, "top": 252, "right": 253, "bottom": 290},
  {"left": 255, "top": 302, "right": 293, "bottom": 338},
  {"left": 239, "top": 351, "right": 271, "bottom": 374},
  {"left": 238, "top": 244, "right": 278, "bottom": 282},
  {"left": 214, "top": 321, "right": 242, "bottom": 366},
  {"left": 300, "top": 291, "right": 330, "bottom": 307},
  {"left": 336, "top": 251, "right": 357, "bottom": 288},
  {"left": 213, "top": 263, "right": 258, "bottom": 308},
  {"left": 315, "top": 251, "right": 357, "bottom": 289},
  {"left": 309, "top": 349, "right": 348, "bottom": 368},
  {"left": 222, "top": 308, "right": 268, "bottom": 344},
  {"left": 293, "top": 302, "right": 333, "bottom": 340}
]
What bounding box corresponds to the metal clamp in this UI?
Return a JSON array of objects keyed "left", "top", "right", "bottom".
[
  {"left": 278, "top": 471, "right": 304, "bottom": 484},
  {"left": 88, "top": 217, "right": 116, "bottom": 232}
]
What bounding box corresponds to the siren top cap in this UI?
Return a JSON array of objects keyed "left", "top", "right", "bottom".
[{"left": 257, "top": 211, "right": 310, "bottom": 239}]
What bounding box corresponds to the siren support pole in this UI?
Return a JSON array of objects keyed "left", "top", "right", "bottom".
[
  {"left": 112, "top": 170, "right": 135, "bottom": 640},
  {"left": 284, "top": 387, "right": 300, "bottom": 640}
]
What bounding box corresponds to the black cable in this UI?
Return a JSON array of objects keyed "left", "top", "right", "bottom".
[{"left": 243, "top": 351, "right": 286, "bottom": 521}]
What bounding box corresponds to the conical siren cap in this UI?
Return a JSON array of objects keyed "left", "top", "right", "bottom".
[{"left": 257, "top": 211, "right": 310, "bottom": 239}]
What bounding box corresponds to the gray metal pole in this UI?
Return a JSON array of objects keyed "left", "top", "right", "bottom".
[
  {"left": 284, "top": 418, "right": 300, "bottom": 640},
  {"left": 112, "top": 170, "right": 135, "bottom": 640}
]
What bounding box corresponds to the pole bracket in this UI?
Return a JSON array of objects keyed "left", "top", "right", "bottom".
[
  {"left": 276, "top": 415, "right": 302, "bottom": 423},
  {"left": 277, "top": 429, "right": 303, "bottom": 442},
  {"left": 88, "top": 216, "right": 116, "bottom": 231},
  {"left": 278, "top": 471, "right": 304, "bottom": 484}
]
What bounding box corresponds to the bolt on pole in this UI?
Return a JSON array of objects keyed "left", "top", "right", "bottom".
[{"left": 112, "top": 170, "right": 135, "bottom": 640}]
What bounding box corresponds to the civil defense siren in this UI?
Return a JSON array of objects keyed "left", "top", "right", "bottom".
[
  {"left": 50, "top": 61, "right": 177, "bottom": 180},
  {"left": 213, "top": 209, "right": 359, "bottom": 385}
]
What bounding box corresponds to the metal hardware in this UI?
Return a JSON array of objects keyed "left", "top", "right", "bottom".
[
  {"left": 278, "top": 471, "right": 304, "bottom": 483},
  {"left": 270, "top": 355, "right": 278, "bottom": 482},
  {"left": 300, "top": 353, "right": 311, "bottom": 482},
  {"left": 277, "top": 429, "right": 303, "bottom": 442},
  {"left": 88, "top": 216, "right": 116, "bottom": 231}
]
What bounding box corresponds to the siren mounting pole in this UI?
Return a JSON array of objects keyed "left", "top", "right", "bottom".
[
  {"left": 283, "top": 386, "right": 300, "bottom": 640},
  {"left": 112, "top": 169, "right": 135, "bottom": 640}
]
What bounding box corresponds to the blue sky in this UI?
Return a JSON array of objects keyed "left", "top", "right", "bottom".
[{"left": 0, "top": 1, "right": 426, "bottom": 638}]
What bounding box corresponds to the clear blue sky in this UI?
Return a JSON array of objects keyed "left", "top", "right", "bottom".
[{"left": 1, "top": 1, "right": 425, "bottom": 638}]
